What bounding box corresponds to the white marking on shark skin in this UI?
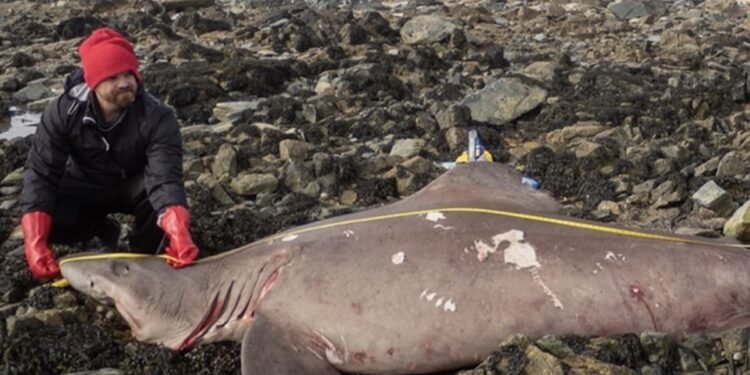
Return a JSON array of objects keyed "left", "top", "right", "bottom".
[
  {"left": 605, "top": 251, "right": 627, "bottom": 263},
  {"left": 314, "top": 331, "right": 345, "bottom": 365},
  {"left": 531, "top": 270, "right": 564, "bottom": 309},
  {"left": 420, "top": 289, "right": 457, "bottom": 313},
  {"left": 343, "top": 230, "right": 355, "bottom": 238},
  {"left": 391, "top": 252, "right": 406, "bottom": 265},
  {"left": 475, "top": 239, "right": 496, "bottom": 262},
  {"left": 496, "top": 230, "right": 564, "bottom": 309},
  {"left": 500, "top": 230, "right": 541, "bottom": 269},
  {"left": 425, "top": 211, "right": 446, "bottom": 222},
  {"left": 433, "top": 224, "right": 454, "bottom": 230},
  {"left": 282, "top": 235, "right": 298, "bottom": 242}
]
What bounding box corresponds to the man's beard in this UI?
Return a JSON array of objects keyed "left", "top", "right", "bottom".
[{"left": 112, "top": 89, "right": 136, "bottom": 108}]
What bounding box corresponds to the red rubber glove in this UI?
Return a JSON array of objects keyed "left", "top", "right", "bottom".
[
  {"left": 21, "top": 211, "right": 60, "bottom": 279},
  {"left": 158, "top": 205, "right": 199, "bottom": 268}
]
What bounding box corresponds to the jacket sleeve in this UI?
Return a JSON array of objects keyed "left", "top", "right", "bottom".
[
  {"left": 144, "top": 109, "right": 188, "bottom": 213},
  {"left": 19, "top": 99, "right": 71, "bottom": 214}
]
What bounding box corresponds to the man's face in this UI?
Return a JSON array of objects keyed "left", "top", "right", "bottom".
[{"left": 95, "top": 71, "right": 138, "bottom": 109}]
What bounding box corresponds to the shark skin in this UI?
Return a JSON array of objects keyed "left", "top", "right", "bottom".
[{"left": 60, "top": 162, "right": 750, "bottom": 374}]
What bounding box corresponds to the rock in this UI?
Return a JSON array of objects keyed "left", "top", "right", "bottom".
[
  {"left": 27, "top": 96, "right": 55, "bottom": 112},
  {"left": 280, "top": 160, "right": 315, "bottom": 193},
  {"left": 212, "top": 101, "right": 260, "bottom": 125},
  {"left": 158, "top": 0, "right": 214, "bottom": 12},
  {"left": 0, "top": 199, "right": 17, "bottom": 210},
  {"left": 197, "top": 173, "right": 236, "bottom": 206},
  {"left": 383, "top": 166, "right": 419, "bottom": 196},
  {"left": 650, "top": 180, "right": 683, "bottom": 208},
  {"left": 720, "top": 328, "right": 749, "bottom": 364},
  {"left": 724, "top": 200, "right": 750, "bottom": 242},
  {"left": 211, "top": 143, "right": 238, "bottom": 179},
  {"left": 524, "top": 344, "right": 564, "bottom": 374},
  {"left": 574, "top": 141, "right": 603, "bottom": 159},
  {"left": 545, "top": 121, "right": 605, "bottom": 147},
  {"left": 279, "top": 139, "right": 312, "bottom": 161},
  {"left": 716, "top": 151, "right": 749, "bottom": 176},
  {"left": 312, "top": 152, "right": 333, "bottom": 177},
  {"left": 229, "top": 173, "right": 279, "bottom": 196},
  {"left": 11, "top": 79, "right": 53, "bottom": 103},
  {"left": 340, "top": 22, "right": 368, "bottom": 45},
  {"left": 444, "top": 127, "right": 466, "bottom": 153},
  {"left": 389, "top": 138, "right": 425, "bottom": 159},
  {"left": 640, "top": 331, "right": 677, "bottom": 367},
  {"left": 695, "top": 156, "right": 720, "bottom": 177},
  {"left": 520, "top": 61, "right": 558, "bottom": 82},
  {"left": 436, "top": 105, "right": 471, "bottom": 130},
  {"left": 400, "top": 15, "right": 456, "bottom": 45},
  {"left": 340, "top": 189, "right": 357, "bottom": 205},
  {"left": 461, "top": 78, "right": 547, "bottom": 126},
  {"left": 401, "top": 156, "right": 439, "bottom": 175},
  {"left": 608, "top": 0, "right": 666, "bottom": 20},
  {"left": 691, "top": 180, "right": 734, "bottom": 217},
  {"left": 64, "top": 369, "right": 123, "bottom": 375},
  {"left": 1, "top": 167, "right": 23, "bottom": 186}
]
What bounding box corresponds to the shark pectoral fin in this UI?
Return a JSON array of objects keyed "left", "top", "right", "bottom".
[{"left": 241, "top": 314, "right": 341, "bottom": 375}]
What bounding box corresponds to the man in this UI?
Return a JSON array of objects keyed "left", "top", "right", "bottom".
[{"left": 19, "top": 27, "right": 199, "bottom": 279}]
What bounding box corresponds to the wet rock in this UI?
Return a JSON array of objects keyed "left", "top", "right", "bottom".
[
  {"left": 640, "top": 331, "right": 678, "bottom": 369},
  {"left": 724, "top": 200, "right": 750, "bottom": 242},
  {"left": 159, "top": 0, "right": 215, "bottom": 12},
  {"left": 211, "top": 143, "right": 238, "bottom": 180},
  {"left": 720, "top": 328, "right": 749, "bottom": 365},
  {"left": 196, "top": 173, "right": 236, "bottom": 206},
  {"left": 279, "top": 139, "right": 312, "bottom": 161},
  {"left": 436, "top": 105, "right": 471, "bottom": 130},
  {"left": 460, "top": 78, "right": 547, "bottom": 126},
  {"left": 400, "top": 15, "right": 456, "bottom": 45},
  {"left": 212, "top": 101, "right": 260, "bottom": 125},
  {"left": 608, "top": 0, "right": 666, "bottom": 20},
  {"left": 520, "top": 61, "right": 558, "bottom": 83},
  {"left": 11, "top": 79, "right": 53, "bottom": 103},
  {"left": 229, "top": 173, "right": 279, "bottom": 196},
  {"left": 691, "top": 180, "right": 734, "bottom": 217},
  {"left": 694, "top": 156, "right": 720, "bottom": 177},
  {"left": 280, "top": 160, "right": 315, "bottom": 193},
  {"left": 389, "top": 138, "right": 424, "bottom": 159},
  {"left": 340, "top": 22, "right": 368, "bottom": 45},
  {"left": 64, "top": 369, "right": 123, "bottom": 375},
  {"left": 716, "top": 151, "right": 749, "bottom": 176},
  {"left": 648, "top": 179, "right": 682, "bottom": 208},
  {"left": 1, "top": 167, "right": 23, "bottom": 186}
]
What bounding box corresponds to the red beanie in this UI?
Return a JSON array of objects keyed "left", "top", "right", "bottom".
[{"left": 79, "top": 27, "right": 140, "bottom": 89}]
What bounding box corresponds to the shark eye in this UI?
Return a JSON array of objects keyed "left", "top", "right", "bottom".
[{"left": 112, "top": 261, "right": 130, "bottom": 277}]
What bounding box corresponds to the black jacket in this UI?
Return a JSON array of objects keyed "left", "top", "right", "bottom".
[{"left": 20, "top": 69, "right": 188, "bottom": 214}]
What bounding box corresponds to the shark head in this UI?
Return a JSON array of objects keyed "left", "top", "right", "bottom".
[{"left": 59, "top": 253, "right": 203, "bottom": 350}]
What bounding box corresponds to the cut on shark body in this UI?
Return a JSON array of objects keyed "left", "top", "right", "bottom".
[{"left": 61, "top": 162, "right": 750, "bottom": 375}]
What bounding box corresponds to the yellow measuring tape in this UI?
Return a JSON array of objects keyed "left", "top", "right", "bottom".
[
  {"left": 265, "top": 207, "right": 750, "bottom": 249},
  {"left": 51, "top": 206, "right": 749, "bottom": 288},
  {"left": 52, "top": 253, "right": 178, "bottom": 288}
]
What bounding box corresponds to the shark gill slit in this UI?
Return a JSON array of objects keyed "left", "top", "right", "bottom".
[
  {"left": 211, "top": 280, "right": 235, "bottom": 329},
  {"left": 179, "top": 290, "right": 223, "bottom": 351},
  {"left": 237, "top": 265, "right": 266, "bottom": 319},
  {"left": 216, "top": 279, "right": 247, "bottom": 328}
]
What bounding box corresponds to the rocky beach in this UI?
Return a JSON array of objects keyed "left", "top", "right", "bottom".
[{"left": 1, "top": 0, "right": 750, "bottom": 373}]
